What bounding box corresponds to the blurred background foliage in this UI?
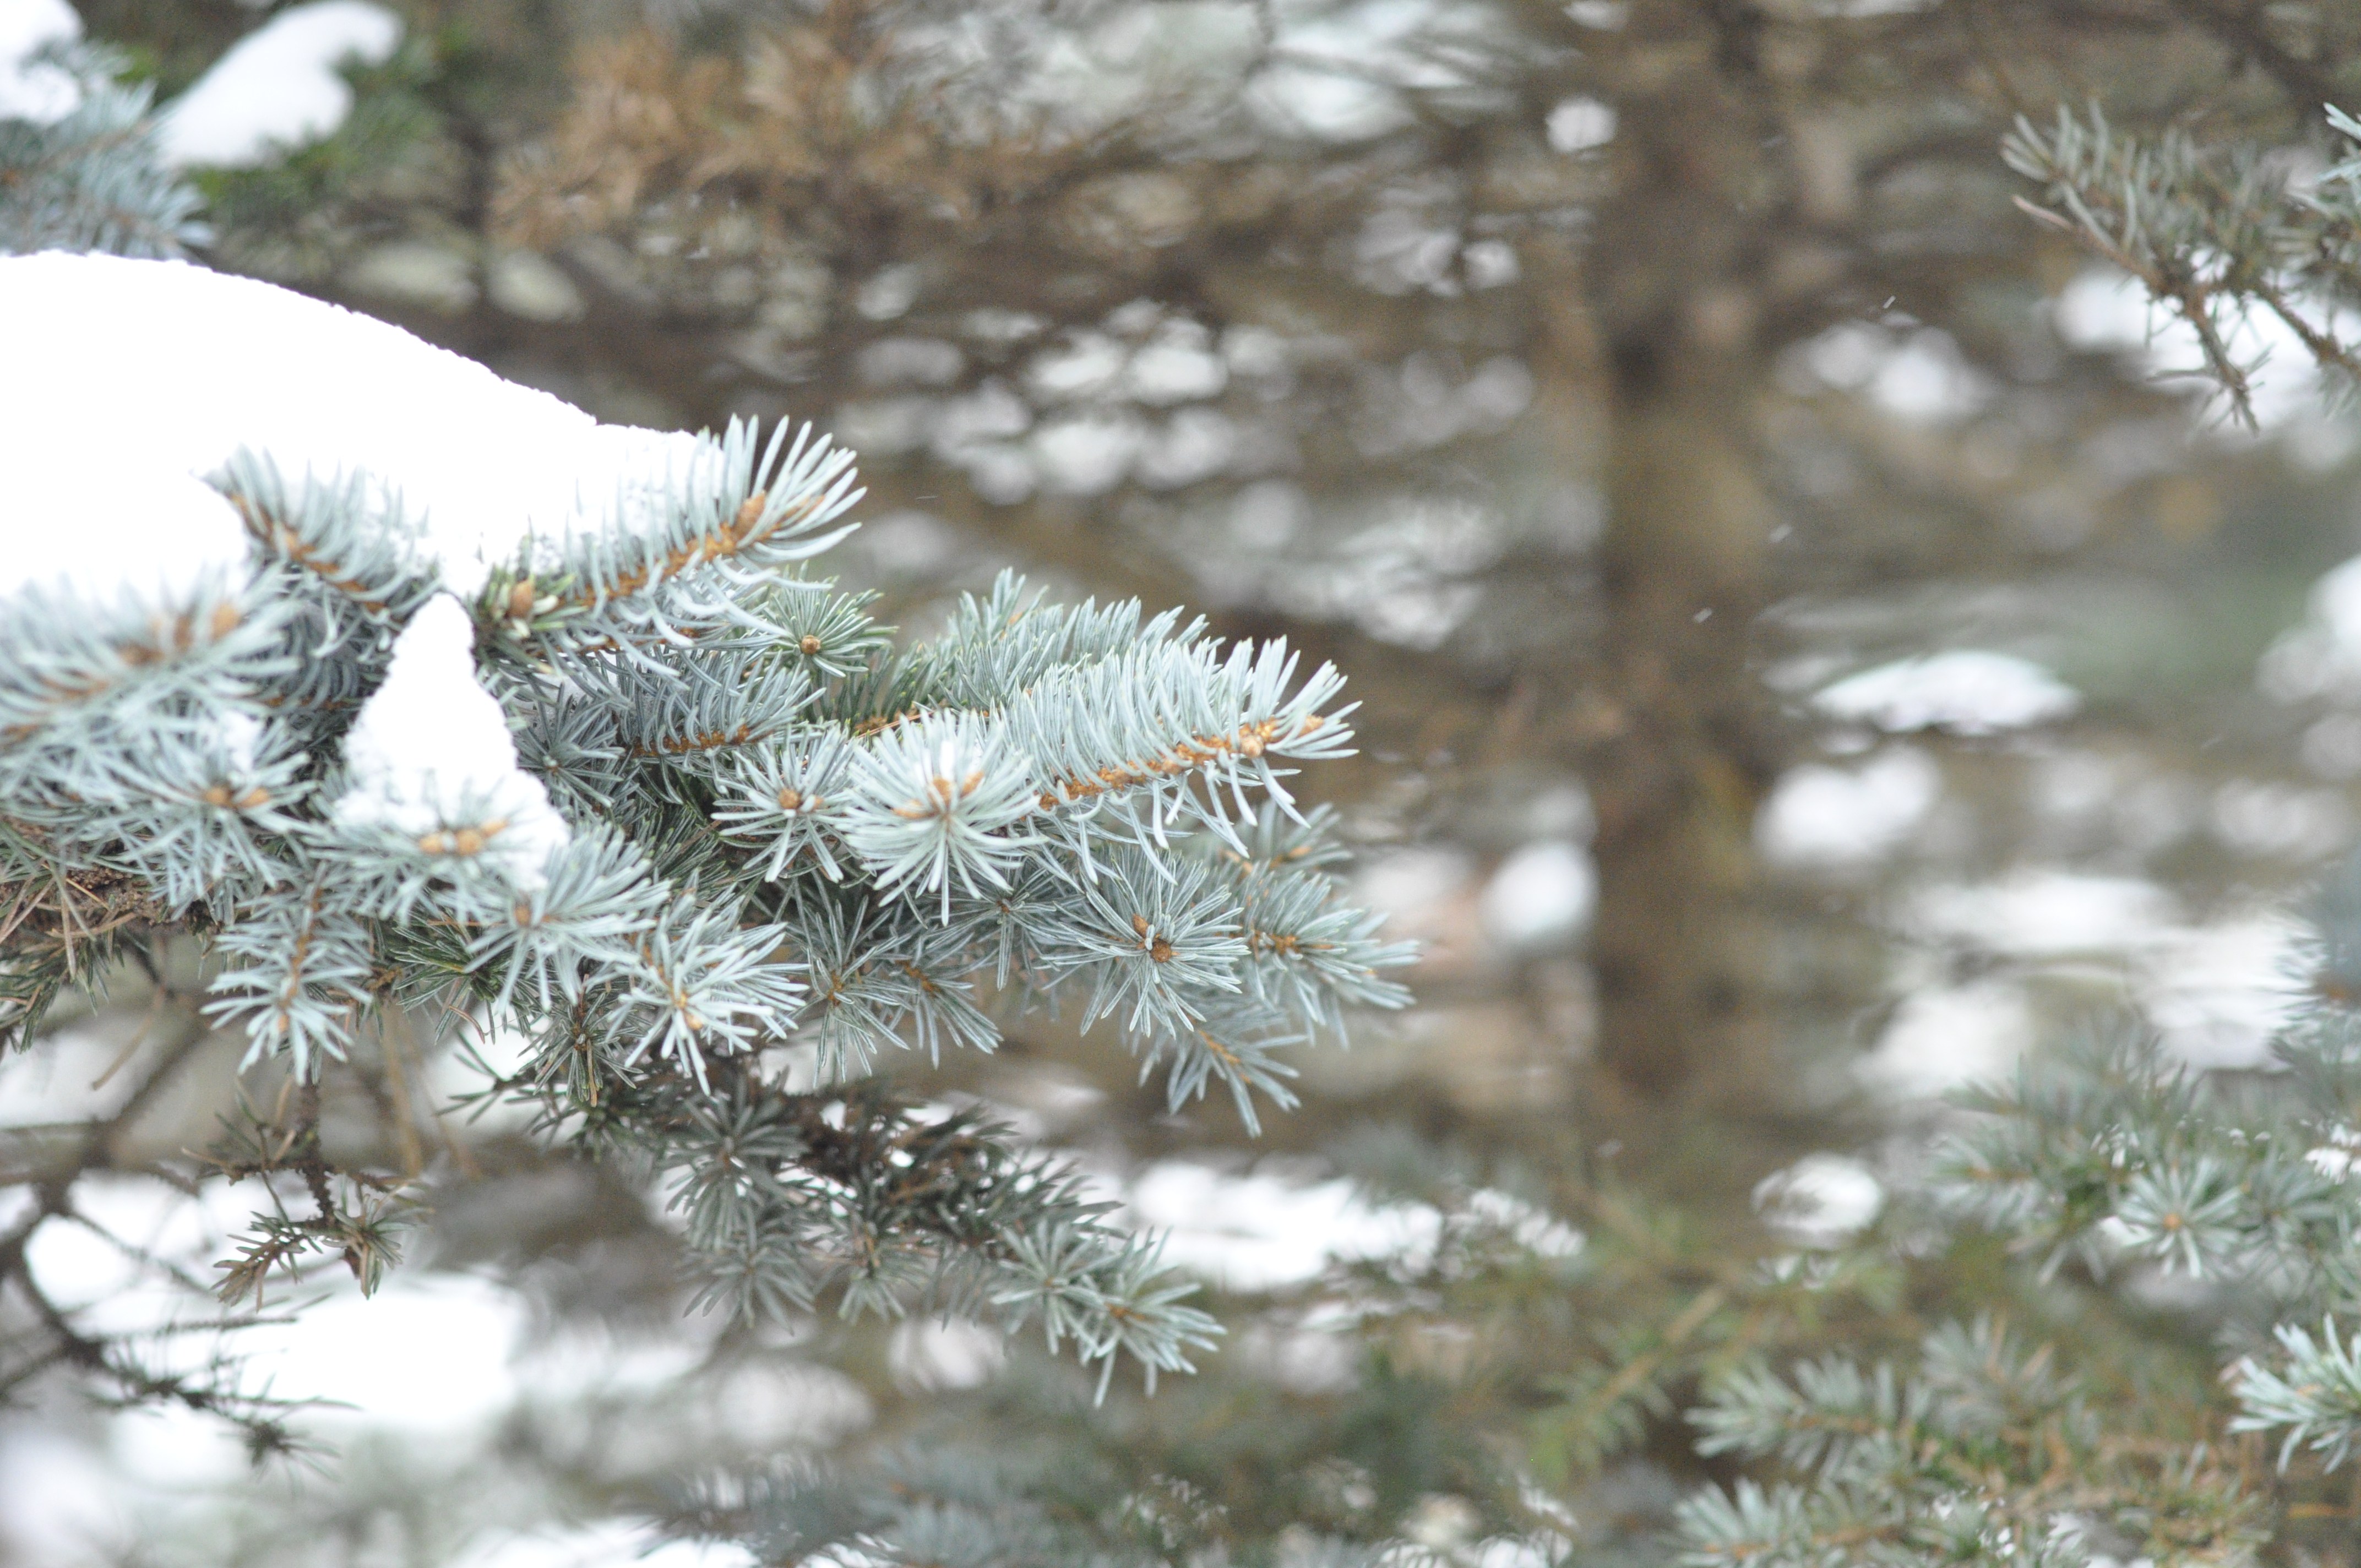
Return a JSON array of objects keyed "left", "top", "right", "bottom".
[{"left": 13, "top": 0, "right": 2361, "bottom": 1562}]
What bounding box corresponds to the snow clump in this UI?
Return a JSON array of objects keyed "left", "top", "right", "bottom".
[
  {"left": 0, "top": 252, "right": 705, "bottom": 603},
  {"left": 156, "top": 1, "right": 404, "bottom": 168},
  {"left": 331, "top": 597, "right": 572, "bottom": 889},
  {"left": 0, "top": 251, "right": 773, "bottom": 893}
]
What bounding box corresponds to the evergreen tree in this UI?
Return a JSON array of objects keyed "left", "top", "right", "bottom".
[{"left": 19, "top": 7, "right": 2361, "bottom": 1568}]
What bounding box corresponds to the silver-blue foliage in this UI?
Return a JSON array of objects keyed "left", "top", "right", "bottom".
[{"left": 2, "top": 326, "right": 1411, "bottom": 1401}]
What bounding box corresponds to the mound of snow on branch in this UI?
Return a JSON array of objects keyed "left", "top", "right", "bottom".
[
  {"left": 2, "top": 0, "right": 403, "bottom": 162},
  {"left": 157, "top": 1, "right": 403, "bottom": 168},
  {"left": 333, "top": 598, "right": 571, "bottom": 886},
  {"left": 0, "top": 252, "right": 786, "bottom": 891},
  {"left": 0, "top": 252, "right": 703, "bottom": 602}
]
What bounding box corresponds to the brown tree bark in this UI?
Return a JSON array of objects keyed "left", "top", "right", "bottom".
[
  {"left": 1575, "top": 1, "right": 1783, "bottom": 1106},
  {"left": 1587, "top": 349, "right": 1776, "bottom": 1103}
]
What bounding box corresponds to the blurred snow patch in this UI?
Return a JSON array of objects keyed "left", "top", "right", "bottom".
[
  {"left": 1126, "top": 320, "right": 1228, "bottom": 402},
  {"left": 1520, "top": 781, "right": 1595, "bottom": 841},
  {"left": 857, "top": 336, "right": 963, "bottom": 387},
  {"left": 1463, "top": 237, "right": 1519, "bottom": 289},
  {"left": 1754, "top": 1154, "right": 1883, "bottom": 1247},
  {"left": 1127, "top": 1161, "right": 1437, "bottom": 1289},
  {"left": 252, "top": 1275, "right": 526, "bottom": 1428},
  {"left": 2210, "top": 778, "right": 2349, "bottom": 861},
  {"left": 1758, "top": 747, "right": 1940, "bottom": 868},
  {"left": 2307, "top": 1125, "right": 2361, "bottom": 1182},
  {"left": 2261, "top": 553, "right": 2361, "bottom": 704},
  {"left": 1788, "top": 323, "right": 1992, "bottom": 423},
  {"left": 488, "top": 249, "right": 586, "bottom": 323},
  {"left": 1858, "top": 980, "right": 2032, "bottom": 1098},
  {"left": 349, "top": 238, "right": 476, "bottom": 312},
  {"left": 1908, "top": 872, "right": 2305, "bottom": 1068},
  {"left": 1247, "top": 9, "right": 1424, "bottom": 141},
  {"left": 1029, "top": 330, "right": 1127, "bottom": 400},
  {"left": 1460, "top": 1535, "right": 1574, "bottom": 1568},
  {"left": 1911, "top": 871, "right": 2175, "bottom": 956},
  {"left": 1546, "top": 96, "right": 1615, "bottom": 153},
  {"left": 1032, "top": 409, "right": 1144, "bottom": 494},
  {"left": 1356, "top": 847, "right": 1475, "bottom": 925},
  {"left": 889, "top": 1318, "right": 1007, "bottom": 1391},
  {"left": 2305, "top": 712, "right": 2361, "bottom": 779},
  {"left": 1815, "top": 650, "right": 2079, "bottom": 735},
  {"left": 1122, "top": 1161, "right": 1580, "bottom": 1290},
  {"left": 1479, "top": 840, "right": 1594, "bottom": 949},
  {"left": 2313, "top": 554, "right": 2361, "bottom": 654},
  {"left": 0, "top": 1014, "right": 155, "bottom": 1128},
  {"left": 2054, "top": 264, "right": 2349, "bottom": 437},
  {"left": 1461, "top": 1188, "right": 1585, "bottom": 1259},
  {"left": 1138, "top": 406, "right": 1238, "bottom": 488},
  {"left": 160, "top": 1, "right": 402, "bottom": 168},
  {"left": 0, "top": 0, "right": 81, "bottom": 122},
  {"left": 430, "top": 1022, "right": 543, "bottom": 1131},
  {"left": 0, "top": 1429, "right": 124, "bottom": 1563},
  {"left": 707, "top": 1362, "right": 872, "bottom": 1448},
  {"left": 1403, "top": 1495, "right": 1484, "bottom": 1551},
  {"left": 450, "top": 1522, "right": 755, "bottom": 1568},
  {"left": 2136, "top": 913, "right": 2306, "bottom": 1069},
  {"left": 1353, "top": 846, "right": 1487, "bottom": 974},
  {"left": 110, "top": 1406, "right": 248, "bottom": 1490}
]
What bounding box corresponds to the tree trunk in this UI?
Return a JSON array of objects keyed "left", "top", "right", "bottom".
[
  {"left": 1587, "top": 348, "right": 1775, "bottom": 1103},
  {"left": 1576, "top": 0, "right": 1784, "bottom": 1105}
]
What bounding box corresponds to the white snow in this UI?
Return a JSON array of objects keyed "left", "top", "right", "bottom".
[
  {"left": 0, "top": 0, "right": 81, "bottom": 123},
  {"left": 2135, "top": 912, "right": 2306, "bottom": 1069},
  {"left": 1815, "top": 650, "right": 2079, "bottom": 735},
  {"left": 0, "top": 461, "right": 252, "bottom": 605},
  {"left": 889, "top": 1318, "right": 1007, "bottom": 1391},
  {"left": 2310, "top": 554, "right": 2361, "bottom": 661},
  {"left": 449, "top": 1526, "right": 755, "bottom": 1568},
  {"left": 255, "top": 1272, "right": 528, "bottom": 1429},
  {"left": 1545, "top": 97, "right": 1615, "bottom": 154},
  {"left": 1786, "top": 323, "right": 1994, "bottom": 424},
  {"left": 1124, "top": 322, "right": 1228, "bottom": 404},
  {"left": 1904, "top": 872, "right": 2305, "bottom": 1069},
  {"left": 2210, "top": 778, "right": 2350, "bottom": 861},
  {"left": 1120, "top": 1159, "right": 1578, "bottom": 1291},
  {"left": 1757, "top": 747, "right": 1942, "bottom": 869},
  {"left": 2307, "top": 1126, "right": 2361, "bottom": 1183},
  {"left": 1857, "top": 979, "right": 2033, "bottom": 1098},
  {"left": 1353, "top": 846, "right": 1477, "bottom": 948},
  {"left": 0, "top": 253, "right": 711, "bottom": 603},
  {"left": 1136, "top": 406, "right": 1237, "bottom": 488},
  {"left": 1910, "top": 870, "right": 2175, "bottom": 957},
  {"left": 332, "top": 597, "right": 571, "bottom": 884},
  {"left": 2259, "top": 554, "right": 2361, "bottom": 704},
  {"left": 1753, "top": 1154, "right": 1883, "bottom": 1248},
  {"left": 2054, "top": 263, "right": 2351, "bottom": 435},
  {"left": 156, "top": 0, "right": 402, "bottom": 168},
  {"left": 1031, "top": 409, "right": 1144, "bottom": 494},
  {"left": 1479, "top": 839, "right": 1595, "bottom": 948},
  {"left": 1125, "top": 1161, "right": 1434, "bottom": 1289}
]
